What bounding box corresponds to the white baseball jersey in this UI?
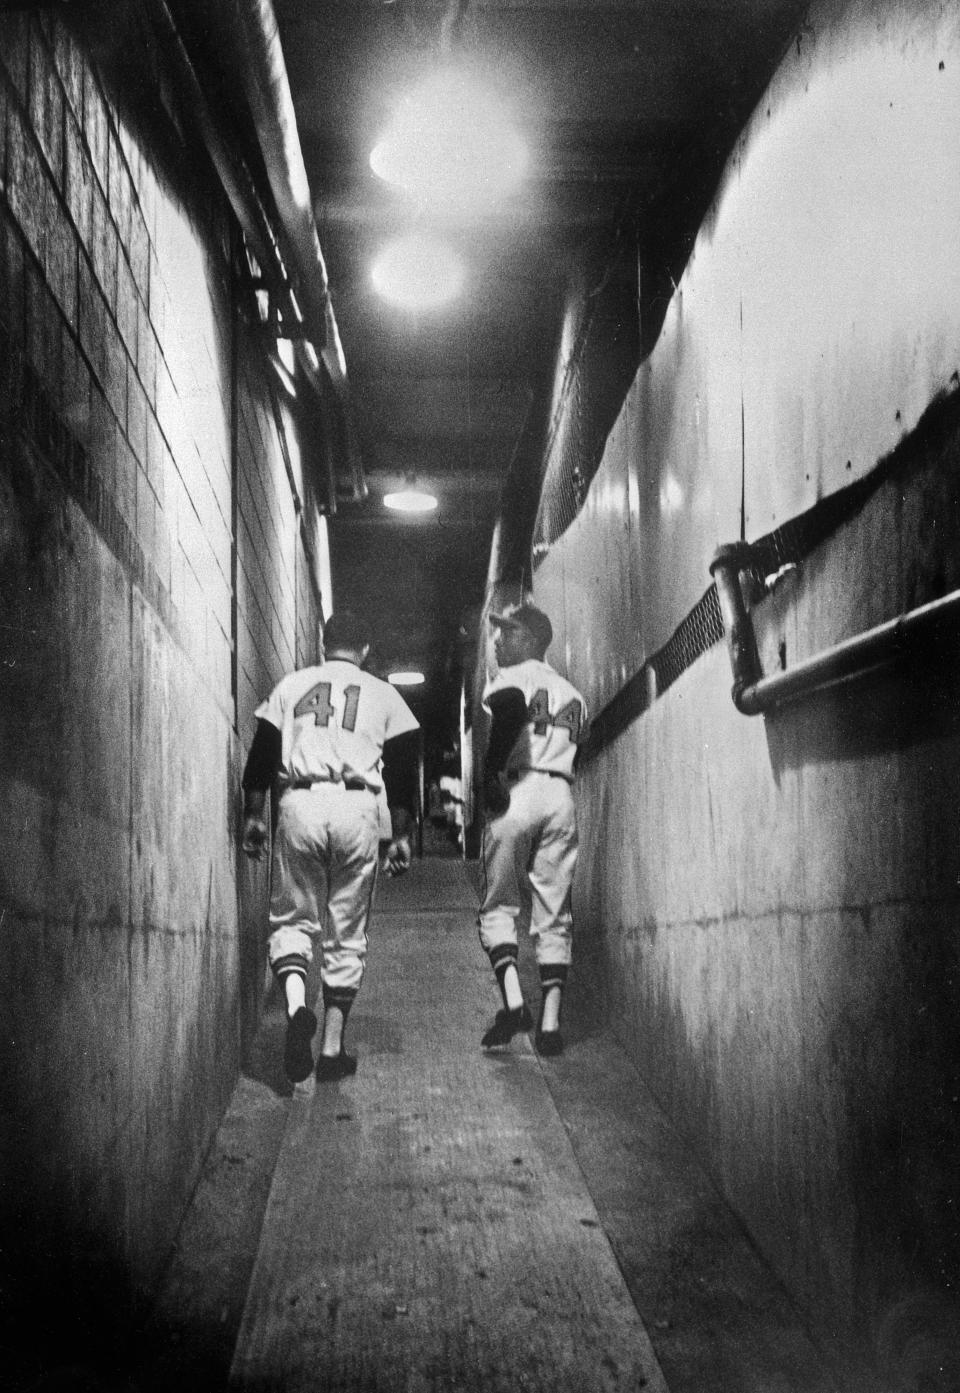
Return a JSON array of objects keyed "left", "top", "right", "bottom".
[
  {"left": 255, "top": 659, "right": 419, "bottom": 793},
  {"left": 482, "top": 658, "right": 587, "bottom": 782}
]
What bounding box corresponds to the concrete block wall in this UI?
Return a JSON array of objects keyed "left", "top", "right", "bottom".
[
  {"left": 533, "top": 0, "right": 960, "bottom": 1380},
  {"left": 0, "top": 7, "right": 322, "bottom": 1339},
  {"left": 234, "top": 352, "right": 325, "bottom": 1044}
]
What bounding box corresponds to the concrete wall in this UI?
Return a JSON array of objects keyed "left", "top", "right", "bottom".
[
  {"left": 0, "top": 5, "right": 324, "bottom": 1338},
  {"left": 534, "top": 0, "right": 960, "bottom": 1380}
]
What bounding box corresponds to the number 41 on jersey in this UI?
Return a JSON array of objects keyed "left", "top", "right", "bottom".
[{"left": 294, "top": 682, "right": 361, "bottom": 731}]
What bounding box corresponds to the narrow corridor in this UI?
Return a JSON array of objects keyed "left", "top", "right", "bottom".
[{"left": 150, "top": 860, "right": 839, "bottom": 1393}]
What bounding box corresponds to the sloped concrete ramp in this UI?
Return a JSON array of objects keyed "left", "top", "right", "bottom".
[{"left": 229, "top": 861, "right": 668, "bottom": 1392}]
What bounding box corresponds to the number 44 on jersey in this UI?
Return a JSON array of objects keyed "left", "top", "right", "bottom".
[{"left": 526, "top": 688, "right": 583, "bottom": 743}]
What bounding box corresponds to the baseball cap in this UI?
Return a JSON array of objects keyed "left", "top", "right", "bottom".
[
  {"left": 323, "top": 609, "right": 371, "bottom": 652},
  {"left": 489, "top": 602, "right": 553, "bottom": 652}
]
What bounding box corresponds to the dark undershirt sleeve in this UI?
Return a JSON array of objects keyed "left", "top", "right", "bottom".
[
  {"left": 241, "top": 719, "right": 282, "bottom": 792},
  {"left": 382, "top": 728, "right": 420, "bottom": 836},
  {"left": 484, "top": 687, "right": 528, "bottom": 777}
]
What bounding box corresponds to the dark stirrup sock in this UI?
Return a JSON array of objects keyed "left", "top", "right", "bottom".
[
  {"left": 538, "top": 963, "right": 569, "bottom": 995},
  {"left": 322, "top": 984, "right": 357, "bottom": 1017}
]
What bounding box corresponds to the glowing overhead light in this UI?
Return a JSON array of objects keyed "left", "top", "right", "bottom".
[
  {"left": 370, "top": 68, "right": 527, "bottom": 213},
  {"left": 383, "top": 483, "right": 438, "bottom": 513},
  {"left": 388, "top": 670, "right": 425, "bottom": 687},
  {"left": 372, "top": 234, "right": 464, "bottom": 311}
]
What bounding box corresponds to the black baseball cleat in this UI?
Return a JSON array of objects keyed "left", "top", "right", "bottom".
[
  {"left": 481, "top": 1004, "right": 533, "bottom": 1048},
  {"left": 316, "top": 1050, "right": 358, "bottom": 1082},
  {"left": 284, "top": 1007, "right": 318, "bottom": 1083},
  {"left": 535, "top": 1028, "right": 564, "bottom": 1057}
]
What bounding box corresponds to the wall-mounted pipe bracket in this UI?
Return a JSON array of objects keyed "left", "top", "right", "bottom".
[{"left": 709, "top": 542, "right": 762, "bottom": 712}]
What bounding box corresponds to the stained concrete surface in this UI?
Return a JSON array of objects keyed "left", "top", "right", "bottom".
[
  {"left": 132, "top": 857, "right": 840, "bottom": 1392},
  {"left": 228, "top": 880, "right": 668, "bottom": 1391}
]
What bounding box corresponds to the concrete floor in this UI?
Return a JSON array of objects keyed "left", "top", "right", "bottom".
[{"left": 141, "top": 857, "right": 840, "bottom": 1392}]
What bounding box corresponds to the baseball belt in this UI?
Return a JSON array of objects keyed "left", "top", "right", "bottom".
[
  {"left": 288, "top": 777, "right": 368, "bottom": 792},
  {"left": 506, "top": 769, "right": 573, "bottom": 784}
]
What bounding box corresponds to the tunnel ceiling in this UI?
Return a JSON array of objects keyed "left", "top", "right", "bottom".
[{"left": 267, "top": 0, "right": 805, "bottom": 738}]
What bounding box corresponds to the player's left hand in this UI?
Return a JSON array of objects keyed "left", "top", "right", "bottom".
[
  {"left": 242, "top": 814, "right": 268, "bottom": 859},
  {"left": 384, "top": 835, "right": 412, "bottom": 877}
]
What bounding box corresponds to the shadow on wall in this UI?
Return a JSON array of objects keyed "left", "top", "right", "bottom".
[
  {"left": 763, "top": 657, "right": 960, "bottom": 778},
  {"left": 0, "top": 1213, "right": 231, "bottom": 1393},
  {"left": 872, "top": 1289, "right": 960, "bottom": 1393},
  {"left": 846, "top": 903, "right": 960, "bottom": 1351}
]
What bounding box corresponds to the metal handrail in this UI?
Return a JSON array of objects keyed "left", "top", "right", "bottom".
[{"left": 710, "top": 544, "right": 960, "bottom": 715}]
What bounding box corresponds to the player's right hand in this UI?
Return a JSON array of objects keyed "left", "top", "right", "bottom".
[
  {"left": 242, "top": 814, "right": 268, "bottom": 859},
  {"left": 384, "top": 835, "right": 412, "bottom": 877}
]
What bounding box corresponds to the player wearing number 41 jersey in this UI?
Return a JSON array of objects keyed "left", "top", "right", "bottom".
[
  {"left": 479, "top": 602, "right": 588, "bottom": 1057},
  {"left": 241, "top": 610, "right": 419, "bottom": 1083}
]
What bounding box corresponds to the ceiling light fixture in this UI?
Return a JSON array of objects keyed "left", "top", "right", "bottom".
[
  {"left": 387, "top": 670, "right": 426, "bottom": 687},
  {"left": 370, "top": 68, "right": 527, "bottom": 214},
  {"left": 371, "top": 233, "right": 464, "bottom": 311},
  {"left": 383, "top": 478, "right": 439, "bottom": 513}
]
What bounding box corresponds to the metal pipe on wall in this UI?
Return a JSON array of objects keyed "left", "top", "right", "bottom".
[
  {"left": 152, "top": 0, "right": 365, "bottom": 504},
  {"left": 148, "top": 0, "right": 288, "bottom": 307},
  {"left": 149, "top": 0, "right": 341, "bottom": 516},
  {"left": 231, "top": 0, "right": 367, "bottom": 503},
  {"left": 230, "top": 0, "right": 340, "bottom": 382},
  {"left": 711, "top": 544, "right": 960, "bottom": 715}
]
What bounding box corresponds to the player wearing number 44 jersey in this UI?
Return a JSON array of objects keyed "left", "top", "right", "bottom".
[
  {"left": 241, "top": 610, "right": 419, "bottom": 1083},
  {"left": 479, "top": 602, "right": 587, "bottom": 1056}
]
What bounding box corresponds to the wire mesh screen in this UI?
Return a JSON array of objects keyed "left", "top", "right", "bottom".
[
  {"left": 649, "top": 586, "right": 725, "bottom": 694},
  {"left": 533, "top": 254, "right": 639, "bottom": 563},
  {"left": 533, "top": 335, "right": 598, "bottom": 558}
]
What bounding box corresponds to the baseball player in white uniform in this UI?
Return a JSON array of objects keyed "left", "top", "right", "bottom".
[
  {"left": 478, "top": 602, "right": 587, "bottom": 1056},
  {"left": 241, "top": 610, "right": 420, "bottom": 1082}
]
